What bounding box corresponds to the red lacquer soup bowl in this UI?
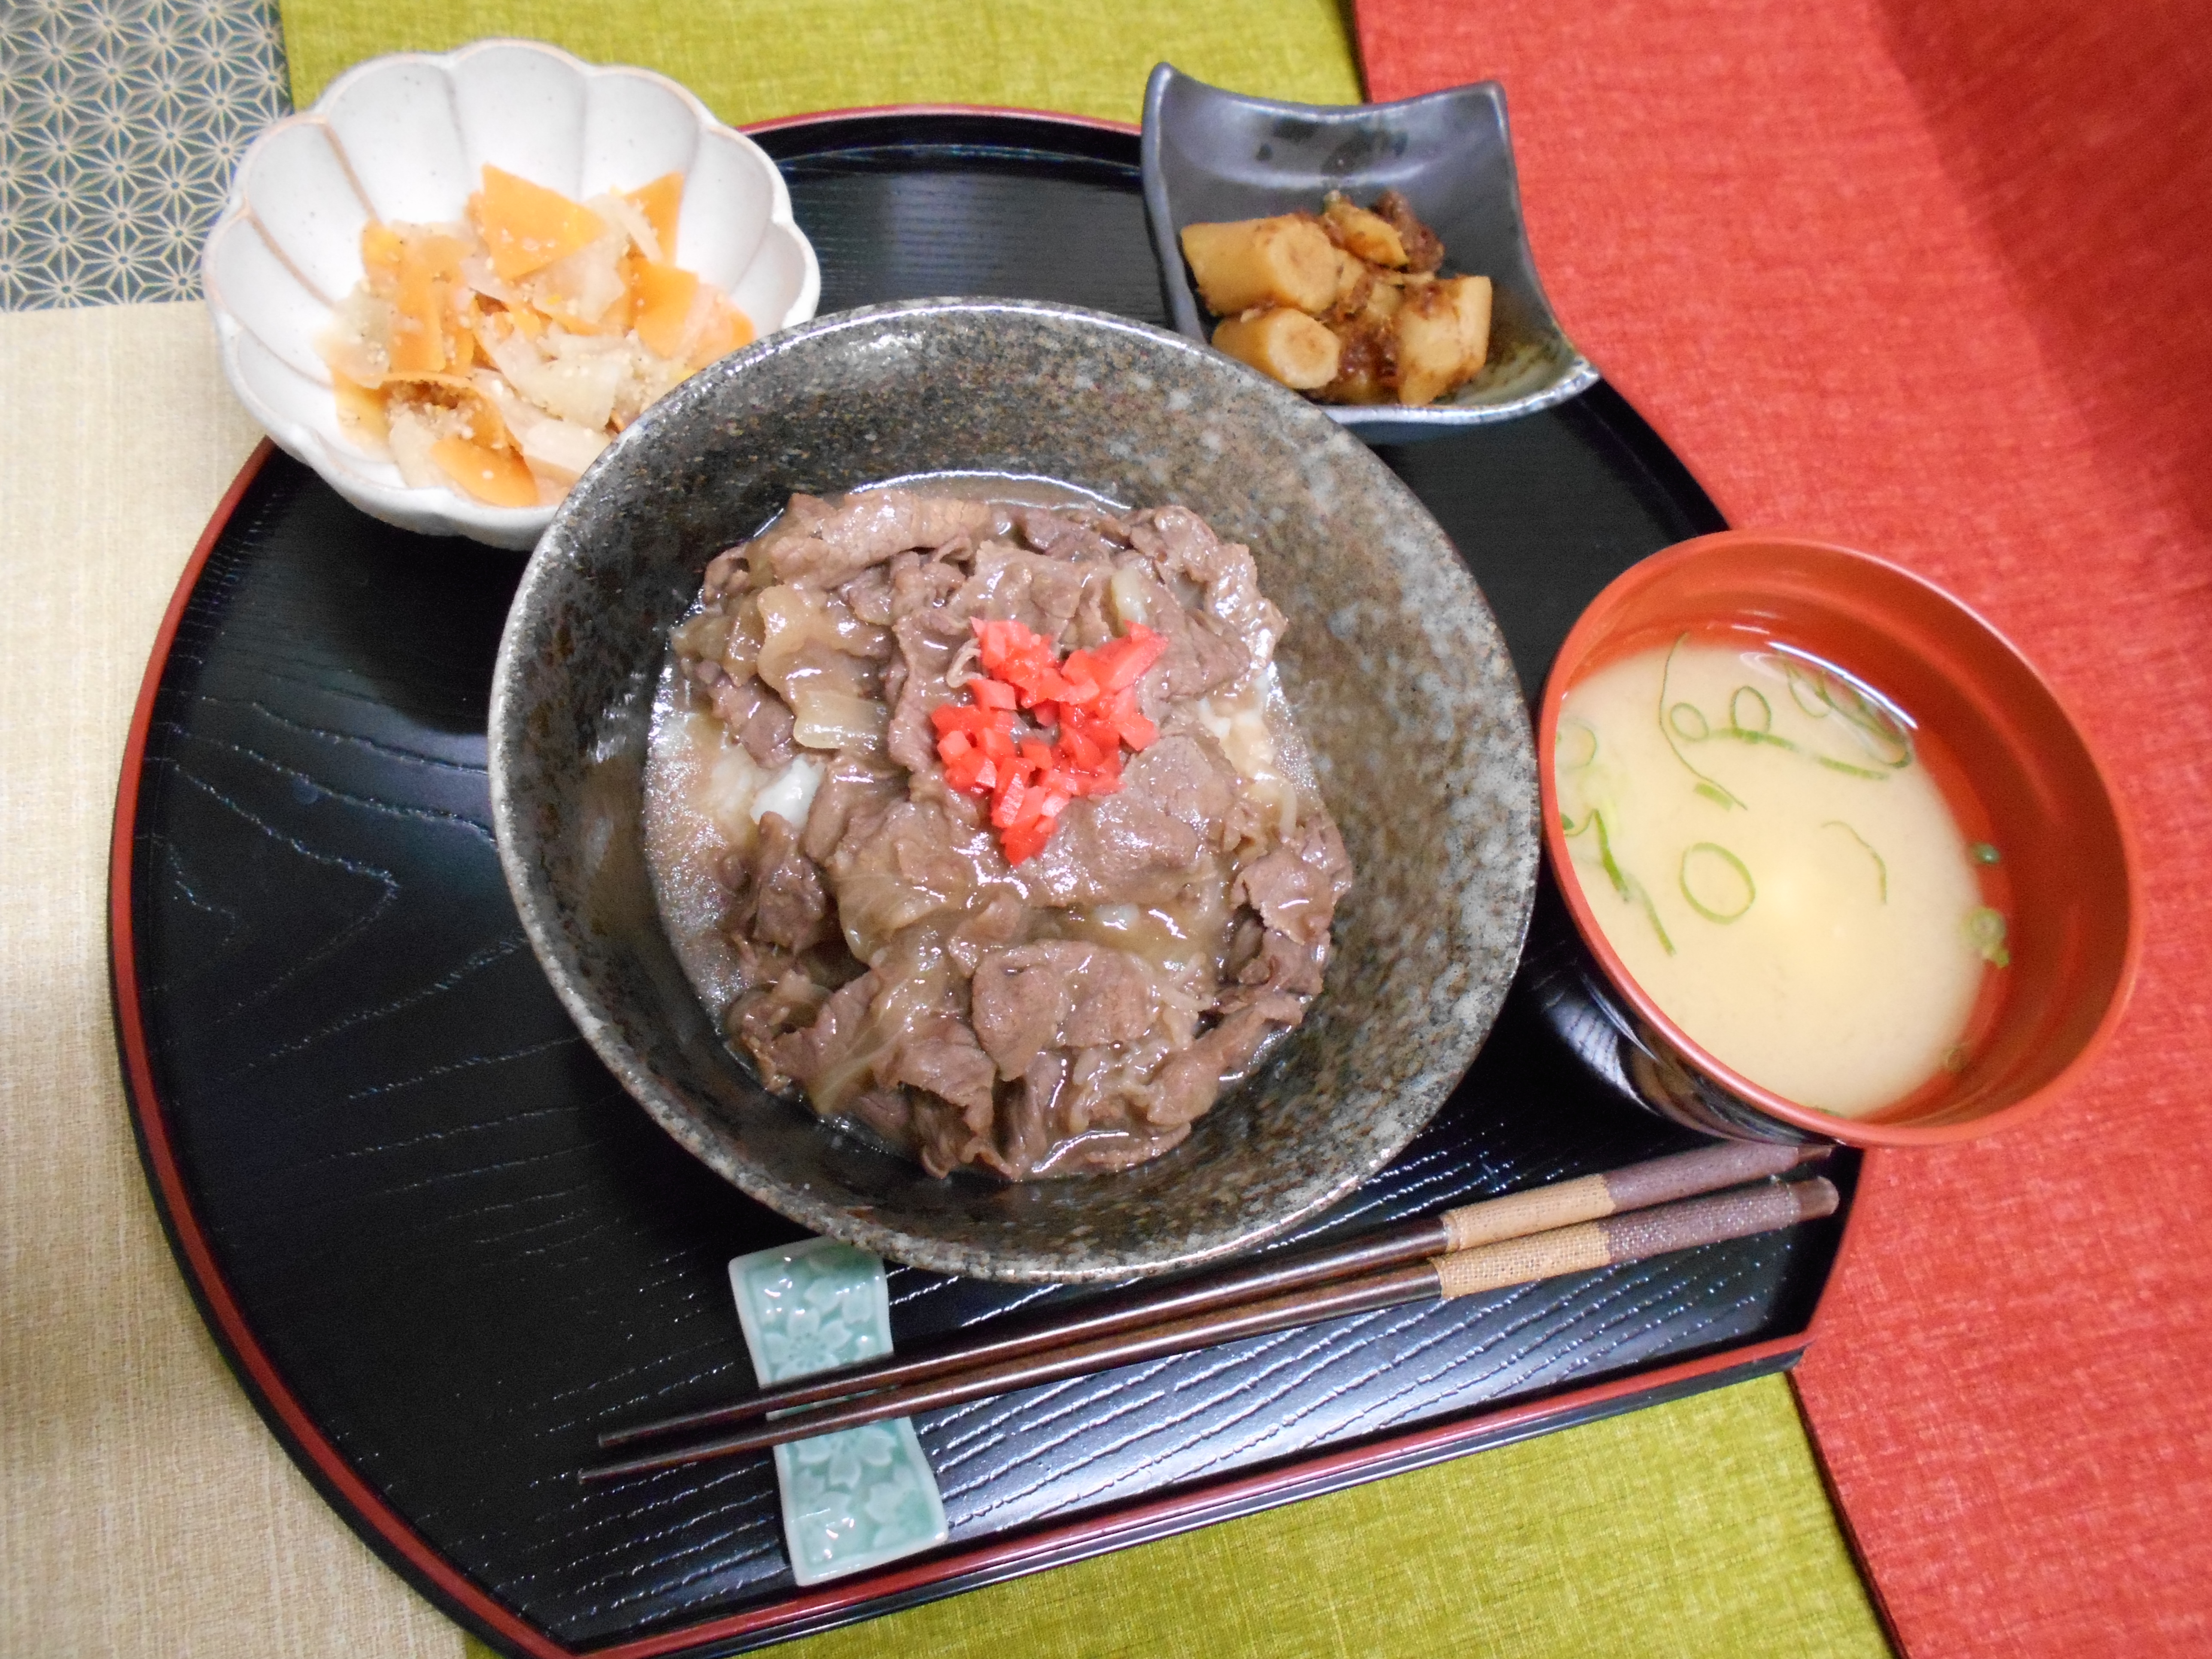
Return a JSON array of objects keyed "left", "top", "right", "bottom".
[{"left": 1533, "top": 532, "right": 2138, "bottom": 1148}]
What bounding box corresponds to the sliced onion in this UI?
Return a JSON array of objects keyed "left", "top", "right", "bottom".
[
  {"left": 520, "top": 416, "right": 610, "bottom": 486},
  {"left": 753, "top": 585, "right": 826, "bottom": 697},
  {"left": 791, "top": 687, "right": 887, "bottom": 751},
  {"left": 594, "top": 191, "right": 665, "bottom": 264},
  {"left": 1108, "top": 565, "right": 1152, "bottom": 629}
]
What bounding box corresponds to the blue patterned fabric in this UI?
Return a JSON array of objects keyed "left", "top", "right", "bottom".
[{"left": 1, "top": 0, "right": 290, "bottom": 309}]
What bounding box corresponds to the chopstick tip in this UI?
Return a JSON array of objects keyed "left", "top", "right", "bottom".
[{"left": 1797, "top": 1176, "right": 1841, "bottom": 1219}]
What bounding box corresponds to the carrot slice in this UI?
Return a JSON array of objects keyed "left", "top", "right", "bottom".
[
  {"left": 430, "top": 435, "right": 536, "bottom": 507},
  {"left": 332, "top": 374, "right": 389, "bottom": 445},
  {"left": 625, "top": 172, "right": 684, "bottom": 260},
  {"left": 687, "top": 294, "right": 755, "bottom": 371},
  {"left": 386, "top": 229, "right": 470, "bottom": 375},
  {"left": 360, "top": 222, "right": 404, "bottom": 291},
  {"left": 633, "top": 261, "right": 700, "bottom": 359},
  {"left": 473, "top": 165, "right": 606, "bottom": 282}
]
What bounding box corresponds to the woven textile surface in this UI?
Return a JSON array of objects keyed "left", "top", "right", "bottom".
[
  {"left": 279, "top": 0, "right": 1362, "bottom": 129},
  {"left": 473, "top": 1378, "right": 1882, "bottom": 1659},
  {"left": 0, "top": 300, "right": 459, "bottom": 1655},
  {"left": 1355, "top": 0, "right": 2212, "bottom": 1653},
  {"left": 0, "top": 0, "right": 290, "bottom": 308}
]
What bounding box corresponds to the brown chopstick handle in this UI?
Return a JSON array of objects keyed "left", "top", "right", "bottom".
[
  {"left": 1434, "top": 1177, "right": 1840, "bottom": 1299},
  {"left": 582, "top": 1178, "right": 1841, "bottom": 1482},
  {"left": 1439, "top": 1141, "right": 1825, "bottom": 1251}
]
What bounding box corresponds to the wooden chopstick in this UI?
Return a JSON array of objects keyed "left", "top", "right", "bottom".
[
  {"left": 580, "top": 1173, "right": 1839, "bottom": 1483},
  {"left": 598, "top": 1141, "right": 1829, "bottom": 1453}
]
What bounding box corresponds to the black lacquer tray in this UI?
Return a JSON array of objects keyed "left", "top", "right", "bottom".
[{"left": 112, "top": 111, "right": 1858, "bottom": 1659}]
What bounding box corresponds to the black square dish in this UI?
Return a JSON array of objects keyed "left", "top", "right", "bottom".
[{"left": 1141, "top": 64, "right": 1597, "bottom": 442}]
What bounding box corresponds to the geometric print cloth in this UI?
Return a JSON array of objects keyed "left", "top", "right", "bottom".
[{"left": 0, "top": 0, "right": 290, "bottom": 309}]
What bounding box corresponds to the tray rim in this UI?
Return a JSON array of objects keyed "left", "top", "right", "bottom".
[
  {"left": 745, "top": 102, "right": 1140, "bottom": 138},
  {"left": 111, "top": 110, "right": 1863, "bottom": 1659}
]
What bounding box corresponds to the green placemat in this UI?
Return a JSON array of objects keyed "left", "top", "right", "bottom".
[
  {"left": 281, "top": 0, "right": 1362, "bottom": 126},
  {"left": 457, "top": 1376, "right": 1884, "bottom": 1658}
]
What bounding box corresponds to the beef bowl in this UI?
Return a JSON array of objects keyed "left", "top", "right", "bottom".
[{"left": 488, "top": 296, "right": 1538, "bottom": 1282}]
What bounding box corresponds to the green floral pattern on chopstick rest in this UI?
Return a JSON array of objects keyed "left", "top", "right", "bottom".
[{"left": 728, "top": 1239, "right": 948, "bottom": 1586}]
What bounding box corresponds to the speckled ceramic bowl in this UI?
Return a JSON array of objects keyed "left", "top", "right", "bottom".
[{"left": 489, "top": 297, "right": 1538, "bottom": 1282}]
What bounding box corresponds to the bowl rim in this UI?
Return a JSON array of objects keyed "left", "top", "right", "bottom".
[
  {"left": 1536, "top": 529, "right": 2142, "bottom": 1147},
  {"left": 489, "top": 292, "right": 1540, "bottom": 1279},
  {"left": 200, "top": 36, "right": 821, "bottom": 547}
]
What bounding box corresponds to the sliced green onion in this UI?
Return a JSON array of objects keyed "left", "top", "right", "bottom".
[
  {"left": 1816, "top": 754, "right": 1891, "bottom": 780},
  {"left": 1822, "top": 820, "right": 1888, "bottom": 902},
  {"left": 1694, "top": 781, "right": 1735, "bottom": 807},
  {"left": 1729, "top": 685, "right": 1773, "bottom": 735},
  {"left": 1785, "top": 661, "right": 1831, "bottom": 720},
  {"left": 1820, "top": 676, "right": 1914, "bottom": 768},
  {"left": 1668, "top": 702, "right": 1711, "bottom": 741},
  {"left": 1680, "top": 842, "right": 1755, "bottom": 923},
  {"left": 1556, "top": 717, "right": 1599, "bottom": 770},
  {"left": 1971, "top": 842, "right": 2001, "bottom": 865},
  {"left": 1577, "top": 808, "right": 1675, "bottom": 955},
  {"left": 1590, "top": 809, "right": 1633, "bottom": 902},
  {"left": 1658, "top": 635, "right": 1741, "bottom": 809},
  {"left": 1943, "top": 1044, "right": 1970, "bottom": 1073},
  {"left": 1721, "top": 727, "right": 1805, "bottom": 753},
  {"left": 1964, "top": 905, "right": 2011, "bottom": 967}
]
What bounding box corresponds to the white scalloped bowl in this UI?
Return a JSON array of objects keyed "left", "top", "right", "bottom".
[{"left": 202, "top": 40, "right": 821, "bottom": 550}]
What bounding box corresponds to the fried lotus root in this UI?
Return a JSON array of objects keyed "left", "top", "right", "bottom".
[
  {"left": 1181, "top": 191, "right": 1485, "bottom": 407},
  {"left": 1210, "top": 307, "right": 1343, "bottom": 391}
]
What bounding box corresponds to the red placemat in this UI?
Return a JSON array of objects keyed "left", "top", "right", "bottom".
[{"left": 1355, "top": 0, "right": 2212, "bottom": 1652}]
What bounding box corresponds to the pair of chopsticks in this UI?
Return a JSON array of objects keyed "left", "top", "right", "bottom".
[{"left": 582, "top": 1141, "right": 1837, "bottom": 1483}]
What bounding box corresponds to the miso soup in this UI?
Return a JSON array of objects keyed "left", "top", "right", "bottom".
[{"left": 1553, "top": 635, "right": 2007, "bottom": 1117}]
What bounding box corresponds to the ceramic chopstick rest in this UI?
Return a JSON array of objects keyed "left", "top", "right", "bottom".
[{"left": 728, "top": 1239, "right": 948, "bottom": 1584}]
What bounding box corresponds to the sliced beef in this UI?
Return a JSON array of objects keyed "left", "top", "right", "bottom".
[
  {"left": 728, "top": 967, "right": 830, "bottom": 1091},
  {"left": 887, "top": 547, "right": 968, "bottom": 620},
  {"left": 1233, "top": 816, "right": 1353, "bottom": 945},
  {"left": 706, "top": 672, "right": 799, "bottom": 768},
  {"left": 839, "top": 563, "right": 895, "bottom": 626},
  {"left": 994, "top": 1044, "right": 1193, "bottom": 1178},
  {"left": 878, "top": 1027, "right": 997, "bottom": 1118},
  {"left": 885, "top": 605, "right": 974, "bottom": 789},
  {"left": 802, "top": 754, "right": 902, "bottom": 864},
  {"left": 702, "top": 544, "right": 751, "bottom": 599},
  {"left": 1128, "top": 508, "right": 1286, "bottom": 678},
  {"left": 1015, "top": 506, "right": 1127, "bottom": 562},
  {"left": 766, "top": 969, "right": 878, "bottom": 1106},
  {"left": 1229, "top": 927, "right": 1327, "bottom": 1000},
  {"left": 1018, "top": 733, "right": 1239, "bottom": 907},
  {"left": 969, "top": 940, "right": 1182, "bottom": 1079},
  {"left": 908, "top": 1093, "right": 1001, "bottom": 1179},
  {"left": 729, "top": 811, "right": 831, "bottom": 953},
  {"left": 848, "top": 1085, "right": 918, "bottom": 1148},
  {"left": 824, "top": 796, "right": 994, "bottom": 956},
  {"left": 947, "top": 890, "right": 1026, "bottom": 975},
  {"left": 954, "top": 539, "right": 1107, "bottom": 645},
  {"left": 1142, "top": 994, "right": 1306, "bottom": 1127},
  {"left": 1224, "top": 817, "right": 1352, "bottom": 1001},
  {"left": 661, "top": 490, "right": 1353, "bottom": 1183},
  {"left": 766, "top": 490, "right": 1001, "bottom": 588}
]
